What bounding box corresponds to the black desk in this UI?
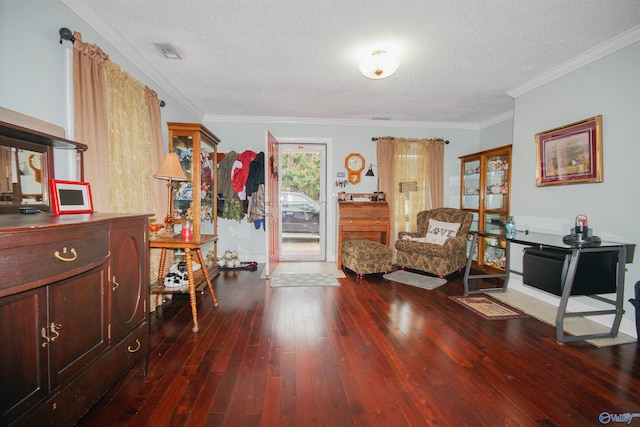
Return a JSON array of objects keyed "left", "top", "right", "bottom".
[{"left": 464, "top": 230, "right": 634, "bottom": 343}]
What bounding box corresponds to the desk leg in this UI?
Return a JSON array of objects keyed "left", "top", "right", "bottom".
[
  {"left": 555, "top": 246, "right": 625, "bottom": 343},
  {"left": 195, "top": 249, "right": 218, "bottom": 307},
  {"left": 157, "top": 248, "right": 168, "bottom": 281},
  {"left": 463, "top": 233, "right": 478, "bottom": 294},
  {"left": 611, "top": 245, "right": 627, "bottom": 336},
  {"left": 463, "top": 233, "right": 508, "bottom": 295},
  {"left": 184, "top": 248, "right": 200, "bottom": 333}
]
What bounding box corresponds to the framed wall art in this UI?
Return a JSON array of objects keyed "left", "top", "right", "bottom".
[
  {"left": 49, "top": 179, "right": 94, "bottom": 215},
  {"left": 535, "top": 115, "right": 603, "bottom": 187}
]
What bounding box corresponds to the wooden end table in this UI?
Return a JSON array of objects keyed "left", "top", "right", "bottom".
[{"left": 149, "top": 233, "right": 219, "bottom": 332}]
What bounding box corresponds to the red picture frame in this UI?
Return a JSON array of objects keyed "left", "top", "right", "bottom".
[
  {"left": 535, "top": 115, "right": 603, "bottom": 186},
  {"left": 49, "top": 179, "right": 94, "bottom": 215}
]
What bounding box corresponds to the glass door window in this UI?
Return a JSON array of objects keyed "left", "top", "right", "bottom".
[{"left": 279, "top": 144, "right": 326, "bottom": 261}]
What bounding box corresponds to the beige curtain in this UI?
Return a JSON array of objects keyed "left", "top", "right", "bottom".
[
  {"left": 72, "top": 34, "right": 167, "bottom": 303},
  {"left": 428, "top": 141, "right": 445, "bottom": 208},
  {"left": 376, "top": 137, "right": 446, "bottom": 243},
  {"left": 146, "top": 87, "right": 166, "bottom": 223},
  {"left": 145, "top": 86, "right": 167, "bottom": 309},
  {"left": 104, "top": 60, "right": 156, "bottom": 214},
  {"left": 73, "top": 32, "right": 109, "bottom": 212},
  {"left": 103, "top": 61, "right": 166, "bottom": 307}
]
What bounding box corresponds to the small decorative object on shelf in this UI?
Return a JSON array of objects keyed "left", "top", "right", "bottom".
[
  {"left": 182, "top": 219, "right": 193, "bottom": 241},
  {"left": 164, "top": 215, "right": 174, "bottom": 234},
  {"left": 506, "top": 216, "right": 516, "bottom": 238}
]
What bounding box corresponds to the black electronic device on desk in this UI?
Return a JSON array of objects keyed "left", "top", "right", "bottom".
[{"left": 563, "top": 214, "right": 601, "bottom": 246}]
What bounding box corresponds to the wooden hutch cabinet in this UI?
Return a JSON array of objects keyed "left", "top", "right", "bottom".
[
  {"left": 167, "top": 123, "right": 219, "bottom": 251},
  {"left": 459, "top": 145, "right": 512, "bottom": 270}
]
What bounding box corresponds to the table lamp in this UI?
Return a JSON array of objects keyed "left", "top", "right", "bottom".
[{"left": 154, "top": 153, "right": 187, "bottom": 232}]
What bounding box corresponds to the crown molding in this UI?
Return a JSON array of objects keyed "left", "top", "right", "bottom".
[
  {"left": 61, "top": 0, "right": 203, "bottom": 120},
  {"left": 202, "top": 114, "right": 482, "bottom": 130},
  {"left": 507, "top": 24, "right": 640, "bottom": 98},
  {"left": 479, "top": 110, "right": 514, "bottom": 129}
]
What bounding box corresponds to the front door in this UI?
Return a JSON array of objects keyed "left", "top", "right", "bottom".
[{"left": 264, "top": 131, "right": 280, "bottom": 277}]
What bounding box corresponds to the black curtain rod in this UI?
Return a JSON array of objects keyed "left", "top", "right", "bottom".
[
  {"left": 371, "top": 137, "right": 449, "bottom": 144},
  {"left": 59, "top": 27, "right": 166, "bottom": 108}
]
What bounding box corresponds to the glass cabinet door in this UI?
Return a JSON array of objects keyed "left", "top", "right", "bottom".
[
  {"left": 462, "top": 159, "right": 480, "bottom": 210},
  {"left": 199, "top": 145, "right": 215, "bottom": 233},
  {"left": 484, "top": 153, "right": 509, "bottom": 212},
  {"left": 172, "top": 135, "right": 194, "bottom": 225}
]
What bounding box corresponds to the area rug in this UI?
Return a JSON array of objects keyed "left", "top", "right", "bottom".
[
  {"left": 261, "top": 263, "right": 346, "bottom": 279},
  {"left": 383, "top": 270, "right": 447, "bottom": 291},
  {"left": 269, "top": 273, "right": 340, "bottom": 288},
  {"left": 449, "top": 294, "right": 528, "bottom": 320},
  {"left": 491, "top": 289, "right": 636, "bottom": 347}
]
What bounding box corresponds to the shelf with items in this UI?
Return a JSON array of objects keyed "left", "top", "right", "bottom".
[{"left": 460, "top": 144, "right": 512, "bottom": 271}]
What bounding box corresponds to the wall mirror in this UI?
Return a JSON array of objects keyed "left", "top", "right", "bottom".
[
  {"left": 0, "top": 121, "right": 86, "bottom": 214},
  {"left": 0, "top": 139, "right": 53, "bottom": 213}
]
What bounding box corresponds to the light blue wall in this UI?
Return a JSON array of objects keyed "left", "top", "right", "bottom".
[
  {"left": 479, "top": 118, "right": 513, "bottom": 151},
  {"left": 205, "top": 119, "right": 479, "bottom": 262},
  {"left": 509, "top": 41, "right": 640, "bottom": 334},
  {"left": 0, "top": 0, "right": 199, "bottom": 142}
]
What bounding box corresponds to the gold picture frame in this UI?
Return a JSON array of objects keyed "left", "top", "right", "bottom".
[{"left": 535, "top": 115, "right": 603, "bottom": 187}]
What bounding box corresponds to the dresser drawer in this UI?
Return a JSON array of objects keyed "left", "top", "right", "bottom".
[
  {"left": 341, "top": 219, "right": 388, "bottom": 226},
  {"left": 0, "top": 223, "right": 110, "bottom": 294}
]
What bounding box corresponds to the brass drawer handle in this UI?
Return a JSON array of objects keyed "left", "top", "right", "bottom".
[
  {"left": 50, "top": 323, "right": 61, "bottom": 342},
  {"left": 127, "top": 339, "right": 141, "bottom": 353},
  {"left": 41, "top": 327, "right": 51, "bottom": 348},
  {"left": 54, "top": 247, "right": 78, "bottom": 262}
]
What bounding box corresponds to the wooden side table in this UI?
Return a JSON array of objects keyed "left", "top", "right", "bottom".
[{"left": 149, "top": 234, "right": 219, "bottom": 332}]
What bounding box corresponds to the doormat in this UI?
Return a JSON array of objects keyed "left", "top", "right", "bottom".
[
  {"left": 383, "top": 270, "right": 447, "bottom": 290},
  {"left": 449, "top": 294, "right": 528, "bottom": 320},
  {"left": 269, "top": 273, "right": 340, "bottom": 288}
]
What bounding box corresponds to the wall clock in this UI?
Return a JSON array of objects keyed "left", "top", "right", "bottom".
[{"left": 345, "top": 153, "right": 365, "bottom": 184}]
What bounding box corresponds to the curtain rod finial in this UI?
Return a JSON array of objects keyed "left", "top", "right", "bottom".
[{"left": 59, "top": 27, "right": 75, "bottom": 44}]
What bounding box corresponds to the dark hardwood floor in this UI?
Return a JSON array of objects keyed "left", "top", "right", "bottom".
[{"left": 78, "top": 266, "right": 640, "bottom": 426}]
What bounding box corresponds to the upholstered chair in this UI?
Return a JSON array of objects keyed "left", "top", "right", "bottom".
[{"left": 395, "top": 208, "right": 474, "bottom": 277}]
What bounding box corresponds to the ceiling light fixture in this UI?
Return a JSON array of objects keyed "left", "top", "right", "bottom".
[{"left": 359, "top": 49, "right": 399, "bottom": 80}]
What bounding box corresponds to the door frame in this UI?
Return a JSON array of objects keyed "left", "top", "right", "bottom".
[{"left": 276, "top": 137, "right": 336, "bottom": 263}]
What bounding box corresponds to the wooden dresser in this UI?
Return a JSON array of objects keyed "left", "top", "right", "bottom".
[
  {"left": 337, "top": 198, "right": 390, "bottom": 266},
  {"left": 0, "top": 213, "right": 149, "bottom": 427}
]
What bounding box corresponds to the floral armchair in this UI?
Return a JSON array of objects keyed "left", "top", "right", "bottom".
[{"left": 395, "top": 208, "right": 474, "bottom": 277}]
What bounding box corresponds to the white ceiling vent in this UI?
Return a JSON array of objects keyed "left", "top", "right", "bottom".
[{"left": 154, "top": 43, "right": 181, "bottom": 59}]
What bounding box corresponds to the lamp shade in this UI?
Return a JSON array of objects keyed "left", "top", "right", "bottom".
[
  {"left": 359, "top": 50, "right": 399, "bottom": 80},
  {"left": 365, "top": 164, "right": 375, "bottom": 177},
  {"left": 154, "top": 153, "right": 187, "bottom": 181}
]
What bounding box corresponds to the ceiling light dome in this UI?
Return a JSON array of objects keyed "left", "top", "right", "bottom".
[{"left": 359, "top": 49, "right": 399, "bottom": 80}]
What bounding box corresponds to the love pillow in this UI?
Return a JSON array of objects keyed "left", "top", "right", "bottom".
[{"left": 425, "top": 219, "right": 461, "bottom": 245}]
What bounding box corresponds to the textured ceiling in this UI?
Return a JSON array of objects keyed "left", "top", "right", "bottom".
[{"left": 63, "top": 0, "right": 640, "bottom": 126}]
